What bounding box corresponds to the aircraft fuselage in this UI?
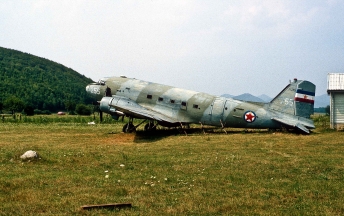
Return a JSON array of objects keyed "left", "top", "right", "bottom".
[{"left": 86, "top": 76, "right": 298, "bottom": 130}]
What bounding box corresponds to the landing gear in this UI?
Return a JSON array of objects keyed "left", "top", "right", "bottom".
[
  {"left": 122, "top": 123, "right": 136, "bottom": 133},
  {"left": 121, "top": 118, "right": 157, "bottom": 133},
  {"left": 122, "top": 117, "right": 136, "bottom": 133},
  {"left": 144, "top": 121, "right": 157, "bottom": 132}
]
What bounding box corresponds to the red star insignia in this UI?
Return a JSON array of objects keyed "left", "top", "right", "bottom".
[{"left": 244, "top": 111, "right": 256, "bottom": 123}]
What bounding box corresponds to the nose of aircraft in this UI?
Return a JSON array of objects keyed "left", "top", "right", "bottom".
[
  {"left": 85, "top": 84, "right": 92, "bottom": 94},
  {"left": 86, "top": 83, "right": 103, "bottom": 102},
  {"left": 86, "top": 84, "right": 98, "bottom": 95}
]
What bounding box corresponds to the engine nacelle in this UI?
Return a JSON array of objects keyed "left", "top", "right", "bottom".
[{"left": 99, "top": 97, "right": 125, "bottom": 120}]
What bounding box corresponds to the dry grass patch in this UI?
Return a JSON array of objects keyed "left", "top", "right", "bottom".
[{"left": 0, "top": 120, "right": 344, "bottom": 215}]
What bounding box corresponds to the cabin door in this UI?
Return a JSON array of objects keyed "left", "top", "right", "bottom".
[{"left": 210, "top": 98, "right": 226, "bottom": 126}]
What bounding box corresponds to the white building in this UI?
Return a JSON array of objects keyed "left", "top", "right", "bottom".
[{"left": 327, "top": 73, "right": 344, "bottom": 129}]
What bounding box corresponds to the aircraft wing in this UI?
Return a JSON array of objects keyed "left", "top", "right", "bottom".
[
  {"left": 271, "top": 117, "right": 315, "bottom": 134},
  {"left": 100, "top": 96, "right": 179, "bottom": 123}
]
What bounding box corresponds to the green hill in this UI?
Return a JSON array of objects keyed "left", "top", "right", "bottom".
[{"left": 0, "top": 47, "right": 94, "bottom": 112}]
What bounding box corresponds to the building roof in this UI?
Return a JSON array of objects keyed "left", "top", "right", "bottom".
[{"left": 328, "top": 73, "right": 344, "bottom": 91}]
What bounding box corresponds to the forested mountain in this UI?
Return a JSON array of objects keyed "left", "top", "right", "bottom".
[{"left": 0, "top": 47, "right": 94, "bottom": 112}]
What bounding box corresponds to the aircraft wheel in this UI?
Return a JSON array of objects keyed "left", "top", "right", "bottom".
[
  {"left": 122, "top": 123, "right": 136, "bottom": 133},
  {"left": 144, "top": 122, "right": 156, "bottom": 132}
]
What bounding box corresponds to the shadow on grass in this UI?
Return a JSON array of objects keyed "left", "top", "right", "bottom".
[
  {"left": 131, "top": 127, "right": 274, "bottom": 143},
  {"left": 106, "top": 125, "right": 311, "bottom": 143}
]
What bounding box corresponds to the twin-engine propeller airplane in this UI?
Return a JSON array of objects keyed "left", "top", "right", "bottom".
[{"left": 86, "top": 76, "right": 316, "bottom": 134}]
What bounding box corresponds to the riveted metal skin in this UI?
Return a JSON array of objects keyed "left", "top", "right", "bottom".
[{"left": 86, "top": 77, "right": 315, "bottom": 133}]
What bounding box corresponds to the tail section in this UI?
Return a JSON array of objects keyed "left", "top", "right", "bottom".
[{"left": 269, "top": 79, "right": 316, "bottom": 118}]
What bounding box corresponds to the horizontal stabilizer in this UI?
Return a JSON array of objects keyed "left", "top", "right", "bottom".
[
  {"left": 271, "top": 117, "right": 313, "bottom": 134},
  {"left": 295, "top": 123, "right": 310, "bottom": 134}
]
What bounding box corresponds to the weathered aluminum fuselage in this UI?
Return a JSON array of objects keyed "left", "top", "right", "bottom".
[{"left": 86, "top": 76, "right": 288, "bottom": 129}]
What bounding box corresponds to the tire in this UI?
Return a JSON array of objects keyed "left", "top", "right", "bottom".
[
  {"left": 144, "top": 122, "right": 156, "bottom": 132},
  {"left": 122, "top": 123, "right": 136, "bottom": 133}
]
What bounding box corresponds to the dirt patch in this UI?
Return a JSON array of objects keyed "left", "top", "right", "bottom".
[{"left": 101, "top": 132, "right": 136, "bottom": 144}]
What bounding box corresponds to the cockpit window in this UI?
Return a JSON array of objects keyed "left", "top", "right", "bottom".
[{"left": 98, "top": 79, "right": 106, "bottom": 85}]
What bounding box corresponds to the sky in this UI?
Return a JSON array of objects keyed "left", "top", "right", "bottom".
[{"left": 1, "top": 0, "right": 344, "bottom": 97}]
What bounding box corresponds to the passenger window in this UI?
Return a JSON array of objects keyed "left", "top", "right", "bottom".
[
  {"left": 147, "top": 95, "right": 152, "bottom": 99},
  {"left": 193, "top": 104, "right": 199, "bottom": 109},
  {"left": 181, "top": 101, "right": 187, "bottom": 110}
]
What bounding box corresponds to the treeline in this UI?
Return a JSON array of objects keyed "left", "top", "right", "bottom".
[
  {"left": 0, "top": 47, "right": 95, "bottom": 113},
  {"left": 314, "top": 106, "right": 330, "bottom": 114}
]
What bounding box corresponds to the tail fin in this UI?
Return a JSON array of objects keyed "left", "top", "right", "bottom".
[{"left": 269, "top": 79, "right": 316, "bottom": 118}]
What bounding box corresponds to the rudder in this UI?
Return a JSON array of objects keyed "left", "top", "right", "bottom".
[
  {"left": 269, "top": 79, "right": 316, "bottom": 118},
  {"left": 294, "top": 80, "right": 315, "bottom": 118}
]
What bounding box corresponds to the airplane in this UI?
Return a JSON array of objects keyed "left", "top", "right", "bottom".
[{"left": 86, "top": 76, "right": 316, "bottom": 134}]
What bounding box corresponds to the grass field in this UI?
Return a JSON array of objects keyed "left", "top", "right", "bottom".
[{"left": 0, "top": 115, "right": 343, "bottom": 215}]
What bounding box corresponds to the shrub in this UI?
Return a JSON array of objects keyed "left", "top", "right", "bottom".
[
  {"left": 24, "top": 105, "right": 35, "bottom": 116},
  {"left": 34, "top": 109, "right": 51, "bottom": 115},
  {"left": 75, "top": 104, "right": 92, "bottom": 115}
]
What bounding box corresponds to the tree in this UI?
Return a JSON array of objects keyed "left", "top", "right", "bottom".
[
  {"left": 65, "top": 100, "right": 76, "bottom": 112},
  {"left": 75, "top": 104, "right": 92, "bottom": 115},
  {"left": 0, "top": 47, "right": 94, "bottom": 113},
  {"left": 24, "top": 105, "right": 35, "bottom": 116},
  {"left": 3, "top": 96, "right": 25, "bottom": 115}
]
